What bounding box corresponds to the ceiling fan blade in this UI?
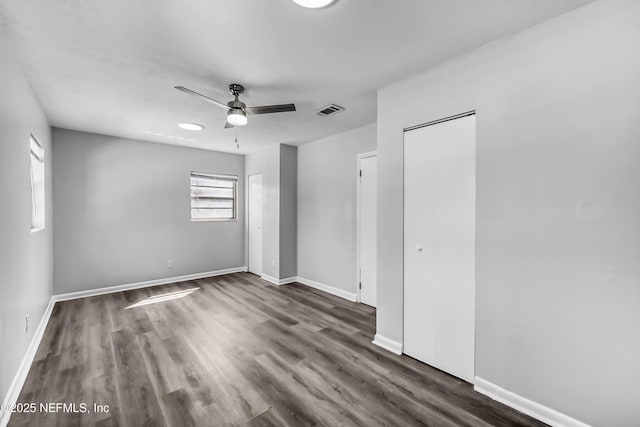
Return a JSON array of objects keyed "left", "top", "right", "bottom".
[
  {"left": 224, "top": 121, "right": 234, "bottom": 129},
  {"left": 175, "top": 86, "right": 228, "bottom": 109},
  {"left": 245, "top": 104, "right": 296, "bottom": 115}
]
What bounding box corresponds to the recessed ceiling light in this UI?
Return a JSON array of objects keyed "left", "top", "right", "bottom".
[
  {"left": 178, "top": 122, "right": 204, "bottom": 131},
  {"left": 292, "top": 0, "right": 336, "bottom": 8}
]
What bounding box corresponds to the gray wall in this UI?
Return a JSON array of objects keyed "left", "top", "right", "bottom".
[
  {"left": 245, "top": 144, "right": 297, "bottom": 280},
  {"left": 297, "top": 123, "right": 376, "bottom": 292},
  {"left": 376, "top": 0, "right": 640, "bottom": 425},
  {"left": 279, "top": 145, "right": 298, "bottom": 279},
  {"left": 245, "top": 144, "right": 280, "bottom": 279},
  {"left": 0, "top": 31, "right": 53, "bottom": 408},
  {"left": 52, "top": 128, "right": 245, "bottom": 294}
]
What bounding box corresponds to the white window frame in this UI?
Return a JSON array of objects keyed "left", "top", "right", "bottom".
[
  {"left": 30, "top": 134, "right": 45, "bottom": 232},
  {"left": 190, "top": 171, "right": 238, "bottom": 222}
]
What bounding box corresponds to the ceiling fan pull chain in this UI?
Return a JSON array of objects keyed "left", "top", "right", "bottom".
[{"left": 235, "top": 129, "right": 239, "bottom": 150}]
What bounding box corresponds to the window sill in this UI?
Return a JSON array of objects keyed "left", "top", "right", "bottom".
[{"left": 190, "top": 218, "right": 238, "bottom": 223}]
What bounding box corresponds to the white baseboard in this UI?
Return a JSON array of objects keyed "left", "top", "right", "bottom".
[
  {"left": 260, "top": 274, "right": 297, "bottom": 286},
  {"left": 372, "top": 334, "right": 403, "bottom": 355},
  {"left": 294, "top": 276, "right": 357, "bottom": 302},
  {"left": 474, "top": 377, "right": 591, "bottom": 427},
  {"left": 1, "top": 297, "right": 56, "bottom": 427},
  {"left": 260, "top": 275, "right": 357, "bottom": 302},
  {"left": 261, "top": 274, "right": 278, "bottom": 285},
  {"left": 53, "top": 266, "right": 248, "bottom": 301}
]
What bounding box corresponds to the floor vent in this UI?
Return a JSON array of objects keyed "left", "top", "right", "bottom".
[{"left": 316, "top": 104, "right": 345, "bottom": 116}]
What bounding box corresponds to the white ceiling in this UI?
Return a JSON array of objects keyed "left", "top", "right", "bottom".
[{"left": 0, "top": 0, "right": 592, "bottom": 154}]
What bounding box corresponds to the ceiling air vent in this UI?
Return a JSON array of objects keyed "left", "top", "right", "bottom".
[{"left": 316, "top": 104, "right": 345, "bottom": 116}]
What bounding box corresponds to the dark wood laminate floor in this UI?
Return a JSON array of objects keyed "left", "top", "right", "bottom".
[{"left": 9, "top": 273, "right": 545, "bottom": 427}]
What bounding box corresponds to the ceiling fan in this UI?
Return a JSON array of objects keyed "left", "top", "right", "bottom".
[{"left": 175, "top": 83, "right": 296, "bottom": 128}]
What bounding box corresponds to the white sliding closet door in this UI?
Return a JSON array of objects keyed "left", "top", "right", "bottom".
[{"left": 403, "top": 114, "right": 476, "bottom": 383}]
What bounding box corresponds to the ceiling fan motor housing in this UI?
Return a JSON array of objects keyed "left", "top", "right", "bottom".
[{"left": 227, "top": 99, "right": 246, "bottom": 109}]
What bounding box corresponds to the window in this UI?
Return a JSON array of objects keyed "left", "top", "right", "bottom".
[
  {"left": 30, "top": 135, "right": 45, "bottom": 232},
  {"left": 190, "top": 172, "right": 237, "bottom": 221}
]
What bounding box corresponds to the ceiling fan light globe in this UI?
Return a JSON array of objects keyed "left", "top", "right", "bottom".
[{"left": 227, "top": 108, "right": 247, "bottom": 126}]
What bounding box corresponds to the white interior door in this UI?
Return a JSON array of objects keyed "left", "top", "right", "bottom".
[
  {"left": 248, "top": 174, "right": 263, "bottom": 275},
  {"left": 359, "top": 155, "right": 377, "bottom": 307},
  {"left": 403, "top": 114, "right": 476, "bottom": 384}
]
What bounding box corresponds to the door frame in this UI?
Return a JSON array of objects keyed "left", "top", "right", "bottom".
[{"left": 356, "top": 150, "right": 377, "bottom": 303}]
